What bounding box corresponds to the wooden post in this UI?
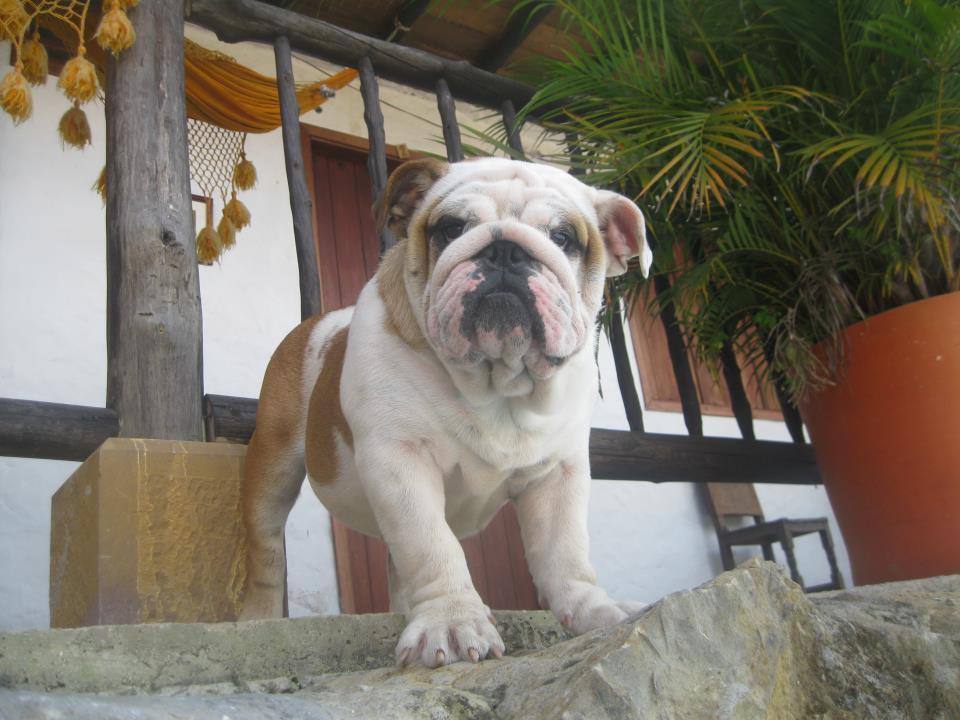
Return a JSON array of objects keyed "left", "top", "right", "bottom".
[
  {"left": 719, "top": 341, "right": 756, "bottom": 441},
  {"left": 358, "top": 56, "right": 393, "bottom": 254},
  {"left": 105, "top": 1, "right": 203, "bottom": 441},
  {"left": 651, "top": 273, "right": 703, "bottom": 438},
  {"left": 609, "top": 304, "right": 645, "bottom": 432},
  {"left": 501, "top": 99, "right": 525, "bottom": 157},
  {"left": 435, "top": 77, "right": 464, "bottom": 162},
  {"left": 274, "top": 35, "right": 322, "bottom": 319}
]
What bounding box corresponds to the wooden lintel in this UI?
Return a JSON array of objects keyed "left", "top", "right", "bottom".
[
  {"left": 186, "top": 0, "right": 537, "bottom": 112},
  {"left": 202, "top": 394, "right": 821, "bottom": 485}
]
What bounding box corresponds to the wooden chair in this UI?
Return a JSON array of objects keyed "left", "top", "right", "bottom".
[{"left": 704, "top": 483, "right": 845, "bottom": 592}]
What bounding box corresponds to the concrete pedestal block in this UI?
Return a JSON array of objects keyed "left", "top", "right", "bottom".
[{"left": 50, "top": 438, "right": 247, "bottom": 628}]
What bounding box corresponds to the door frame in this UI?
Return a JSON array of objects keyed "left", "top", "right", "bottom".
[{"left": 300, "top": 124, "right": 411, "bottom": 302}]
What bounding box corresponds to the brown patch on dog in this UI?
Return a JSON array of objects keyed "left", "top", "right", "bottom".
[
  {"left": 304, "top": 326, "right": 353, "bottom": 485},
  {"left": 584, "top": 222, "right": 607, "bottom": 280},
  {"left": 377, "top": 240, "right": 426, "bottom": 349},
  {"left": 375, "top": 157, "right": 448, "bottom": 239},
  {"left": 403, "top": 193, "right": 446, "bottom": 310},
  {"left": 249, "top": 316, "right": 321, "bottom": 452}
]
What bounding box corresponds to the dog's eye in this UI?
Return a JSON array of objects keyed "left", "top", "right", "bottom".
[
  {"left": 435, "top": 220, "right": 466, "bottom": 244},
  {"left": 550, "top": 226, "right": 577, "bottom": 251}
]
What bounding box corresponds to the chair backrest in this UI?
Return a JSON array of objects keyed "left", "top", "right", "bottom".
[{"left": 704, "top": 483, "right": 766, "bottom": 531}]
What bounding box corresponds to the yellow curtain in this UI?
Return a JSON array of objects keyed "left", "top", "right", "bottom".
[{"left": 184, "top": 40, "right": 358, "bottom": 134}]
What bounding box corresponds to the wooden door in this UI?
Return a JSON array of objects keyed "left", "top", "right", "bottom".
[{"left": 302, "top": 126, "right": 539, "bottom": 613}]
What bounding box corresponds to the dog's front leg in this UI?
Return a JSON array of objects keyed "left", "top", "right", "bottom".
[
  {"left": 357, "top": 441, "right": 505, "bottom": 667},
  {"left": 516, "top": 456, "right": 645, "bottom": 635}
]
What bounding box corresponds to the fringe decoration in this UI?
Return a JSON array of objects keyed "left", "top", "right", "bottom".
[
  {"left": 0, "top": 0, "right": 28, "bottom": 42},
  {"left": 21, "top": 35, "right": 49, "bottom": 86},
  {"left": 93, "top": 166, "right": 107, "bottom": 203},
  {"left": 232, "top": 153, "right": 257, "bottom": 190},
  {"left": 223, "top": 193, "right": 251, "bottom": 230},
  {"left": 116, "top": 0, "right": 139, "bottom": 8},
  {"left": 0, "top": 67, "right": 32, "bottom": 124},
  {"left": 196, "top": 226, "right": 223, "bottom": 265},
  {"left": 217, "top": 214, "right": 237, "bottom": 250},
  {"left": 58, "top": 52, "right": 99, "bottom": 104},
  {"left": 59, "top": 104, "right": 92, "bottom": 149},
  {"left": 96, "top": 4, "right": 136, "bottom": 57}
]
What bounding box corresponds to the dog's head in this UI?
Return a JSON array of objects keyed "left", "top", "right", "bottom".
[{"left": 377, "top": 157, "right": 651, "bottom": 395}]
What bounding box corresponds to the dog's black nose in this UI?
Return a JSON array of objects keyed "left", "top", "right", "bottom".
[{"left": 476, "top": 240, "right": 532, "bottom": 268}]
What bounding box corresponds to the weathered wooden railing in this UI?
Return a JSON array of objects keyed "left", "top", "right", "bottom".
[{"left": 0, "top": 0, "right": 818, "bottom": 485}]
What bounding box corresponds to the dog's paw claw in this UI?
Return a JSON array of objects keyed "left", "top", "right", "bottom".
[{"left": 395, "top": 594, "right": 505, "bottom": 667}]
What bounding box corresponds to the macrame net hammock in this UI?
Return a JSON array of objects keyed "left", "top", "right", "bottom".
[{"left": 1, "top": 1, "right": 358, "bottom": 264}]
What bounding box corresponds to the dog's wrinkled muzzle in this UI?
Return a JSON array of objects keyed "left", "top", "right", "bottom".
[{"left": 425, "top": 228, "right": 589, "bottom": 382}]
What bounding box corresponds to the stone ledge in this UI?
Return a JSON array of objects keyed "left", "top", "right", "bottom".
[
  {"left": 0, "top": 610, "right": 568, "bottom": 695},
  {"left": 2, "top": 561, "right": 959, "bottom": 719}
]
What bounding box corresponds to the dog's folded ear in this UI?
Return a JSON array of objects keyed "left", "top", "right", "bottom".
[
  {"left": 374, "top": 158, "right": 449, "bottom": 239},
  {"left": 595, "top": 191, "right": 653, "bottom": 278}
]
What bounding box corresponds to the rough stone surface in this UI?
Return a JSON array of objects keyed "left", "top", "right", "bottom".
[{"left": 2, "top": 561, "right": 958, "bottom": 719}]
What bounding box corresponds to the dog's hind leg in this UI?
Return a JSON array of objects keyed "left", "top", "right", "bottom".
[
  {"left": 239, "top": 427, "right": 304, "bottom": 620},
  {"left": 238, "top": 318, "right": 320, "bottom": 620}
]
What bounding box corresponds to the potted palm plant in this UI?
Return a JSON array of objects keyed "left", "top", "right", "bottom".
[{"left": 511, "top": 0, "right": 960, "bottom": 585}]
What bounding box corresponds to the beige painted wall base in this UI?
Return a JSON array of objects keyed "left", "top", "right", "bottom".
[{"left": 50, "top": 438, "right": 247, "bottom": 628}]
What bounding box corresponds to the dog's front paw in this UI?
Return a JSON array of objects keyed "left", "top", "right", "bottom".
[
  {"left": 554, "top": 584, "right": 647, "bottom": 635},
  {"left": 396, "top": 592, "right": 505, "bottom": 668}
]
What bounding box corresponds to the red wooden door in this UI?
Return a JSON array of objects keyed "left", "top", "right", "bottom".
[{"left": 304, "top": 129, "right": 539, "bottom": 613}]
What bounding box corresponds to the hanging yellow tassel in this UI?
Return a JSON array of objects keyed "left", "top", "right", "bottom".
[
  {"left": 58, "top": 104, "right": 92, "bottom": 149},
  {"left": 96, "top": 5, "right": 136, "bottom": 57},
  {"left": 21, "top": 35, "right": 49, "bottom": 86},
  {"left": 0, "top": 0, "right": 28, "bottom": 42},
  {"left": 233, "top": 153, "right": 258, "bottom": 191},
  {"left": 0, "top": 67, "right": 32, "bottom": 124},
  {"left": 116, "top": 0, "right": 139, "bottom": 8},
  {"left": 93, "top": 166, "right": 107, "bottom": 203},
  {"left": 196, "top": 226, "right": 223, "bottom": 265},
  {"left": 223, "top": 193, "right": 251, "bottom": 230},
  {"left": 58, "top": 51, "right": 99, "bottom": 104},
  {"left": 217, "top": 214, "right": 237, "bottom": 250}
]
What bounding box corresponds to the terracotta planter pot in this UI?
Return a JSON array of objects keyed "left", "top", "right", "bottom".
[{"left": 801, "top": 292, "right": 960, "bottom": 585}]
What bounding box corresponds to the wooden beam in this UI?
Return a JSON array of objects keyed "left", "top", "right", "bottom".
[
  {"left": 202, "top": 395, "right": 821, "bottom": 484},
  {"left": 436, "top": 77, "right": 464, "bottom": 162},
  {"left": 358, "top": 55, "right": 394, "bottom": 254},
  {"left": 609, "top": 304, "right": 644, "bottom": 432},
  {"left": 501, "top": 99, "right": 525, "bottom": 157},
  {"left": 589, "top": 428, "right": 820, "bottom": 484},
  {"left": 105, "top": 1, "right": 203, "bottom": 440},
  {"left": 275, "top": 35, "right": 322, "bottom": 319},
  {"left": 187, "top": 0, "right": 537, "bottom": 112},
  {"left": 719, "top": 340, "right": 756, "bottom": 441},
  {"left": 384, "top": 0, "right": 431, "bottom": 43},
  {"left": 0, "top": 399, "right": 118, "bottom": 461},
  {"left": 477, "top": 2, "right": 552, "bottom": 73},
  {"left": 203, "top": 394, "right": 257, "bottom": 444}
]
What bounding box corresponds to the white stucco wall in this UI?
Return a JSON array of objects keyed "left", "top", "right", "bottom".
[{"left": 0, "top": 28, "right": 850, "bottom": 631}]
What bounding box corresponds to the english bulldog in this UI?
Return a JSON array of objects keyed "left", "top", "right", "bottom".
[{"left": 241, "top": 157, "right": 652, "bottom": 667}]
